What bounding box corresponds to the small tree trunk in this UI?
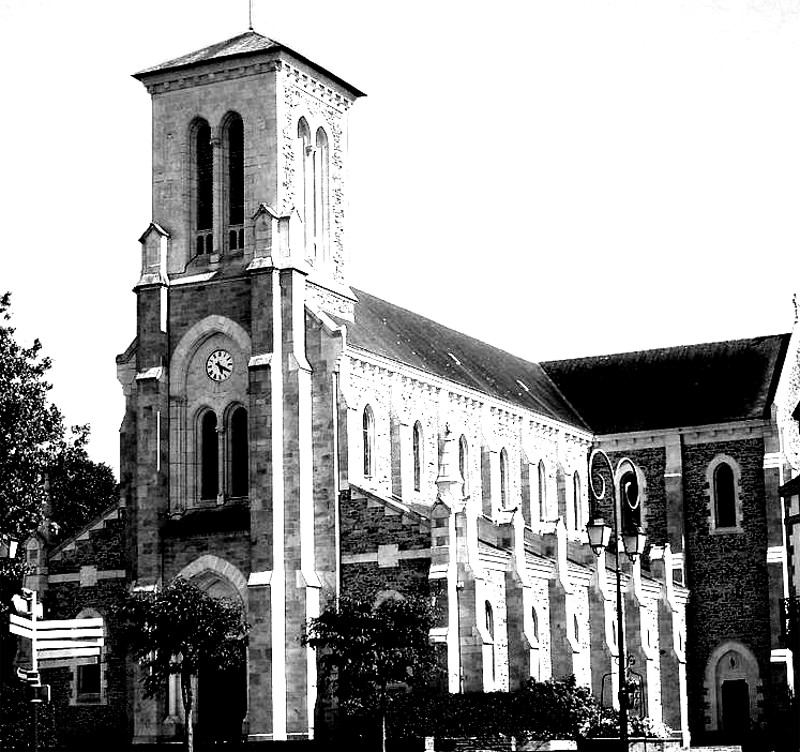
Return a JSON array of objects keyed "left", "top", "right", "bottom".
[{"left": 181, "top": 669, "right": 196, "bottom": 752}]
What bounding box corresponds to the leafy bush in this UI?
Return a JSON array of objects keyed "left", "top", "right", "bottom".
[
  {"left": 387, "top": 676, "right": 603, "bottom": 743},
  {"left": 582, "top": 705, "right": 675, "bottom": 739}
]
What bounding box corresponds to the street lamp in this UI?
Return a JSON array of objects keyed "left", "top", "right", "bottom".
[
  {"left": 0, "top": 533, "right": 19, "bottom": 752},
  {"left": 585, "top": 449, "right": 646, "bottom": 749}
]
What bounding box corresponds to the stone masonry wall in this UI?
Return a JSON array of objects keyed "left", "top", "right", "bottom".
[{"left": 682, "top": 437, "right": 771, "bottom": 736}]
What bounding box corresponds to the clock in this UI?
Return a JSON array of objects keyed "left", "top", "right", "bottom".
[{"left": 206, "top": 349, "right": 233, "bottom": 382}]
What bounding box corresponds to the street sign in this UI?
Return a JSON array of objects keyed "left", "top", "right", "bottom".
[
  {"left": 7, "top": 589, "right": 105, "bottom": 677},
  {"left": 16, "top": 668, "right": 40, "bottom": 685},
  {"left": 36, "top": 647, "right": 101, "bottom": 661},
  {"left": 38, "top": 655, "right": 99, "bottom": 670}
]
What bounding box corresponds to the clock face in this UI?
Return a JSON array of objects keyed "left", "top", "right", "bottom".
[{"left": 206, "top": 349, "right": 233, "bottom": 382}]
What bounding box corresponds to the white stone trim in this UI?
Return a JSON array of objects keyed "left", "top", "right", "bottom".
[
  {"left": 176, "top": 554, "right": 248, "bottom": 599},
  {"left": 47, "top": 570, "right": 126, "bottom": 584},
  {"left": 341, "top": 549, "right": 431, "bottom": 565}
]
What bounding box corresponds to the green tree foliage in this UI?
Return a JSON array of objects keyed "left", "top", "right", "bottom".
[
  {"left": 115, "top": 577, "right": 248, "bottom": 752},
  {"left": 304, "top": 594, "right": 438, "bottom": 752},
  {"left": 47, "top": 424, "right": 118, "bottom": 542},
  {"left": 0, "top": 292, "right": 63, "bottom": 549}
]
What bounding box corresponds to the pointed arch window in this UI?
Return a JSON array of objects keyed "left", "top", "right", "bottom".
[
  {"left": 363, "top": 405, "right": 375, "bottom": 479},
  {"left": 225, "top": 113, "right": 245, "bottom": 252},
  {"left": 538, "top": 461, "right": 547, "bottom": 521},
  {"left": 500, "top": 448, "right": 509, "bottom": 508},
  {"left": 229, "top": 406, "right": 248, "bottom": 498},
  {"left": 193, "top": 119, "right": 213, "bottom": 256},
  {"left": 200, "top": 410, "right": 218, "bottom": 501},
  {"left": 413, "top": 421, "right": 423, "bottom": 492},
  {"left": 314, "top": 127, "right": 330, "bottom": 262},
  {"left": 458, "top": 435, "right": 469, "bottom": 496},
  {"left": 708, "top": 457, "right": 741, "bottom": 531}
]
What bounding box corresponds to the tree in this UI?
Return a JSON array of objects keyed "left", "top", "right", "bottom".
[
  {"left": 47, "top": 424, "right": 118, "bottom": 542},
  {"left": 0, "top": 292, "right": 64, "bottom": 550},
  {"left": 304, "top": 593, "right": 438, "bottom": 752},
  {"left": 115, "top": 577, "right": 249, "bottom": 752}
]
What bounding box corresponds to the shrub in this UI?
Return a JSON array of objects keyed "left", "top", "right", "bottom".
[{"left": 387, "top": 676, "right": 604, "bottom": 743}]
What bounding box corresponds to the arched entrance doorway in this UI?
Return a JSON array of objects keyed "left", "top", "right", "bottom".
[
  {"left": 177, "top": 557, "right": 248, "bottom": 747},
  {"left": 704, "top": 641, "right": 759, "bottom": 741}
]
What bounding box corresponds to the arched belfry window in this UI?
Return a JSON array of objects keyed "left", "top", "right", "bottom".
[
  {"left": 229, "top": 406, "right": 248, "bottom": 498},
  {"left": 225, "top": 113, "right": 245, "bottom": 252},
  {"left": 193, "top": 119, "right": 213, "bottom": 256},
  {"left": 500, "top": 448, "right": 509, "bottom": 508},
  {"left": 413, "top": 421, "right": 423, "bottom": 492},
  {"left": 297, "top": 119, "right": 313, "bottom": 258},
  {"left": 707, "top": 457, "right": 741, "bottom": 531},
  {"left": 714, "top": 463, "right": 736, "bottom": 527},
  {"left": 363, "top": 405, "right": 375, "bottom": 479},
  {"left": 314, "top": 127, "right": 330, "bottom": 262},
  {"left": 200, "top": 410, "right": 218, "bottom": 501}
]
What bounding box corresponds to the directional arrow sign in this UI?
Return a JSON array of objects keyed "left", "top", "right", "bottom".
[
  {"left": 38, "top": 656, "right": 99, "bottom": 670},
  {"left": 32, "top": 638, "right": 104, "bottom": 650},
  {"left": 10, "top": 614, "right": 104, "bottom": 641},
  {"left": 36, "top": 647, "right": 101, "bottom": 661},
  {"left": 36, "top": 618, "right": 103, "bottom": 631}
]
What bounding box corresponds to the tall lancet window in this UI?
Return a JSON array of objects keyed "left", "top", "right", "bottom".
[
  {"left": 413, "top": 421, "right": 423, "bottom": 492},
  {"left": 538, "top": 461, "right": 547, "bottom": 521},
  {"left": 500, "top": 448, "right": 509, "bottom": 508},
  {"left": 200, "top": 410, "right": 218, "bottom": 500},
  {"left": 314, "top": 127, "right": 330, "bottom": 262},
  {"left": 297, "top": 118, "right": 313, "bottom": 258},
  {"left": 363, "top": 405, "right": 375, "bottom": 479},
  {"left": 459, "top": 435, "right": 469, "bottom": 496},
  {"left": 573, "top": 471, "right": 582, "bottom": 531},
  {"left": 714, "top": 462, "right": 736, "bottom": 528},
  {"left": 194, "top": 119, "right": 213, "bottom": 256},
  {"left": 229, "top": 406, "right": 248, "bottom": 498},
  {"left": 225, "top": 113, "right": 245, "bottom": 252}
]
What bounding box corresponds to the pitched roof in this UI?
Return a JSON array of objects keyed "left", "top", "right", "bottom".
[
  {"left": 339, "top": 289, "right": 589, "bottom": 429},
  {"left": 540, "top": 333, "right": 790, "bottom": 435},
  {"left": 133, "top": 30, "right": 365, "bottom": 97}
]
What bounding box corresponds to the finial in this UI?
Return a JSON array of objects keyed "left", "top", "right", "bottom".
[
  {"left": 794, "top": 292, "right": 798, "bottom": 325},
  {"left": 248, "top": 0, "right": 254, "bottom": 30}
]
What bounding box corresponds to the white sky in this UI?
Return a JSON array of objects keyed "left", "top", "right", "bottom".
[{"left": 1, "top": 0, "right": 800, "bottom": 476}]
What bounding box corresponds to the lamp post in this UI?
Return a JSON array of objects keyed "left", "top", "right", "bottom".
[
  {"left": 0, "top": 533, "right": 19, "bottom": 752},
  {"left": 585, "top": 448, "right": 646, "bottom": 749}
]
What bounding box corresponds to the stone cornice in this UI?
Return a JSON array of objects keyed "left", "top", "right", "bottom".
[
  {"left": 140, "top": 56, "right": 356, "bottom": 113},
  {"left": 597, "top": 418, "right": 775, "bottom": 450}
]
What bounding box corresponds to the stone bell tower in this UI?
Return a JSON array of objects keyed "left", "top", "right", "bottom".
[{"left": 119, "top": 30, "right": 363, "bottom": 743}]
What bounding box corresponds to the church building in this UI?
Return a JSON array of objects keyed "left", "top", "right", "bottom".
[{"left": 22, "top": 29, "right": 800, "bottom": 750}]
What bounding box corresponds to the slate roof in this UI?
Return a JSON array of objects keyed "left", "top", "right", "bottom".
[
  {"left": 340, "top": 289, "right": 589, "bottom": 429},
  {"left": 540, "top": 333, "right": 791, "bottom": 435},
  {"left": 133, "top": 30, "right": 366, "bottom": 97}
]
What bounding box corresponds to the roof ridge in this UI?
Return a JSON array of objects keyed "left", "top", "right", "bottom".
[{"left": 540, "top": 331, "right": 791, "bottom": 367}]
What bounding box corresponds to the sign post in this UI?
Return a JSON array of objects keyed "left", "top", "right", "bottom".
[{"left": 9, "top": 589, "right": 104, "bottom": 752}]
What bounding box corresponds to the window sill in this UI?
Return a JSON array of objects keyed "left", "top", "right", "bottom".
[{"left": 74, "top": 694, "right": 103, "bottom": 706}]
